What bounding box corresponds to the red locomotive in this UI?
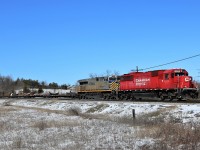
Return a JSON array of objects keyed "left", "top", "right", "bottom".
[
  {"left": 119, "top": 69, "right": 198, "bottom": 100},
  {"left": 77, "top": 68, "right": 198, "bottom": 100}
]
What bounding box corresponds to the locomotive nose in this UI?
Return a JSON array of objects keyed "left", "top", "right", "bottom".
[{"left": 182, "top": 76, "right": 193, "bottom": 88}]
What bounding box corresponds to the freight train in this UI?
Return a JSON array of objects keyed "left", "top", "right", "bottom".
[{"left": 77, "top": 69, "right": 199, "bottom": 100}]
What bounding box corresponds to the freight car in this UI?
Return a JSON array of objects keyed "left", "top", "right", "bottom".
[{"left": 77, "top": 68, "right": 198, "bottom": 100}]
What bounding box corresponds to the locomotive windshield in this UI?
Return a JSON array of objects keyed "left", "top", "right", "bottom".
[
  {"left": 108, "top": 76, "right": 119, "bottom": 83},
  {"left": 175, "top": 72, "right": 185, "bottom": 76},
  {"left": 172, "top": 70, "right": 188, "bottom": 77}
]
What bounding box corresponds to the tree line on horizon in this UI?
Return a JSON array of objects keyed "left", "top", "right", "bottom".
[{"left": 0, "top": 74, "right": 71, "bottom": 95}]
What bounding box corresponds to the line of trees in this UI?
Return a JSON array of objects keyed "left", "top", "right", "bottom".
[
  {"left": 89, "top": 70, "right": 120, "bottom": 78},
  {"left": 0, "top": 75, "right": 71, "bottom": 95}
]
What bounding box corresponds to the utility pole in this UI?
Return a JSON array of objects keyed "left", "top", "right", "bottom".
[{"left": 131, "top": 66, "right": 139, "bottom": 72}]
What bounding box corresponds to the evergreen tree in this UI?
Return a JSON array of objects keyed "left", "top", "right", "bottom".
[
  {"left": 38, "top": 86, "right": 44, "bottom": 93},
  {"left": 23, "top": 86, "right": 30, "bottom": 93}
]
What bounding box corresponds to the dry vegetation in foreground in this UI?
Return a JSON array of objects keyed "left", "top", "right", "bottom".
[{"left": 0, "top": 103, "right": 200, "bottom": 150}]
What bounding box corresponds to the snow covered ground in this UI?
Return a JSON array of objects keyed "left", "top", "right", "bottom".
[
  {"left": 8, "top": 99, "right": 200, "bottom": 123},
  {"left": 0, "top": 99, "right": 200, "bottom": 149}
]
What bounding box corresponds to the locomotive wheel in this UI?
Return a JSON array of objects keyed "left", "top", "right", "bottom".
[
  {"left": 177, "top": 98, "right": 183, "bottom": 101},
  {"left": 103, "top": 95, "right": 108, "bottom": 100},
  {"left": 122, "top": 96, "right": 126, "bottom": 100},
  {"left": 168, "top": 92, "right": 173, "bottom": 101},
  {"left": 120, "top": 95, "right": 125, "bottom": 100},
  {"left": 160, "top": 95, "right": 165, "bottom": 101},
  {"left": 124, "top": 95, "right": 130, "bottom": 100},
  {"left": 168, "top": 95, "right": 173, "bottom": 101},
  {"left": 130, "top": 96, "right": 136, "bottom": 101},
  {"left": 105, "top": 95, "right": 111, "bottom": 100}
]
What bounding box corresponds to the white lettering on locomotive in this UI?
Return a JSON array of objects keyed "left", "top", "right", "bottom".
[{"left": 135, "top": 78, "right": 150, "bottom": 86}]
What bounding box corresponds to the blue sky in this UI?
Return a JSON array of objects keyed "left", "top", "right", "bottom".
[{"left": 0, "top": 0, "right": 200, "bottom": 85}]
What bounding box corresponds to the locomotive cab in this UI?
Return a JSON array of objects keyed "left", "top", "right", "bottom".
[
  {"left": 171, "top": 69, "right": 194, "bottom": 89},
  {"left": 162, "top": 69, "right": 198, "bottom": 99},
  {"left": 108, "top": 76, "right": 117, "bottom": 83}
]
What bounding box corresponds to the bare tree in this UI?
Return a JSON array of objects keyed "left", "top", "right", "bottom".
[
  {"left": 0, "top": 75, "right": 15, "bottom": 95},
  {"left": 89, "top": 73, "right": 98, "bottom": 78},
  {"left": 89, "top": 70, "right": 120, "bottom": 79},
  {"left": 113, "top": 70, "right": 120, "bottom": 76},
  {"left": 105, "top": 70, "right": 111, "bottom": 77}
]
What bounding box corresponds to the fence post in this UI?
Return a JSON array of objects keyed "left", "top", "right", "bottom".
[{"left": 132, "top": 109, "right": 135, "bottom": 120}]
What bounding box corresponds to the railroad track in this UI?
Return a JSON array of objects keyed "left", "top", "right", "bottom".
[
  {"left": 0, "top": 95, "right": 200, "bottom": 104},
  {"left": 79, "top": 99, "right": 200, "bottom": 104}
]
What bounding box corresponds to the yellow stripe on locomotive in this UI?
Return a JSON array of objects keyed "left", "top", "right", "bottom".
[{"left": 110, "top": 81, "right": 120, "bottom": 91}]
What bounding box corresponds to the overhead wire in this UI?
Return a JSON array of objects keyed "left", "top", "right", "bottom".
[{"left": 133, "top": 53, "right": 200, "bottom": 71}]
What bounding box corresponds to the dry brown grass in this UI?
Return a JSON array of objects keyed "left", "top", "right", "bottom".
[
  {"left": 1, "top": 102, "right": 200, "bottom": 150},
  {"left": 2, "top": 101, "right": 12, "bottom": 106},
  {"left": 0, "top": 107, "right": 22, "bottom": 134},
  {"left": 155, "top": 123, "right": 200, "bottom": 149},
  {"left": 67, "top": 107, "right": 81, "bottom": 116},
  {"left": 12, "top": 137, "right": 23, "bottom": 149},
  {"left": 105, "top": 107, "right": 200, "bottom": 149},
  {"left": 13, "top": 105, "right": 69, "bottom": 115},
  {"left": 12, "top": 105, "right": 108, "bottom": 122},
  {"left": 0, "top": 120, "right": 8, "bottom": 133},
  {"left": 32, "top": 119, "right": 80, "bottom": 130},
  {"left": 33, "top": 119, "right": 48, "bottom": 131},
  {"left": 0, "top": 107, "right": 18, "bottom": 112},
  {"left": 86, "top": 103, "right": 109, "bottom": 113},
  {"left": 134, "top": 117, "right": 200, "bottom": 150}
]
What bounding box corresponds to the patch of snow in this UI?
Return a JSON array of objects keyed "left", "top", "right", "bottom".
[{"left": 8, "top": 99, "right": 200, "bottom": 123}]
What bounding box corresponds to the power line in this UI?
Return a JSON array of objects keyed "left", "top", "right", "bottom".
[{"left": 133, "top": 53, "right": 200, "bottom": 71}]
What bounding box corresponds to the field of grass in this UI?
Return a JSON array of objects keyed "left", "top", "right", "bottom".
[{"left": 0, "top": 99, "right": 200, "bottom": 149}]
